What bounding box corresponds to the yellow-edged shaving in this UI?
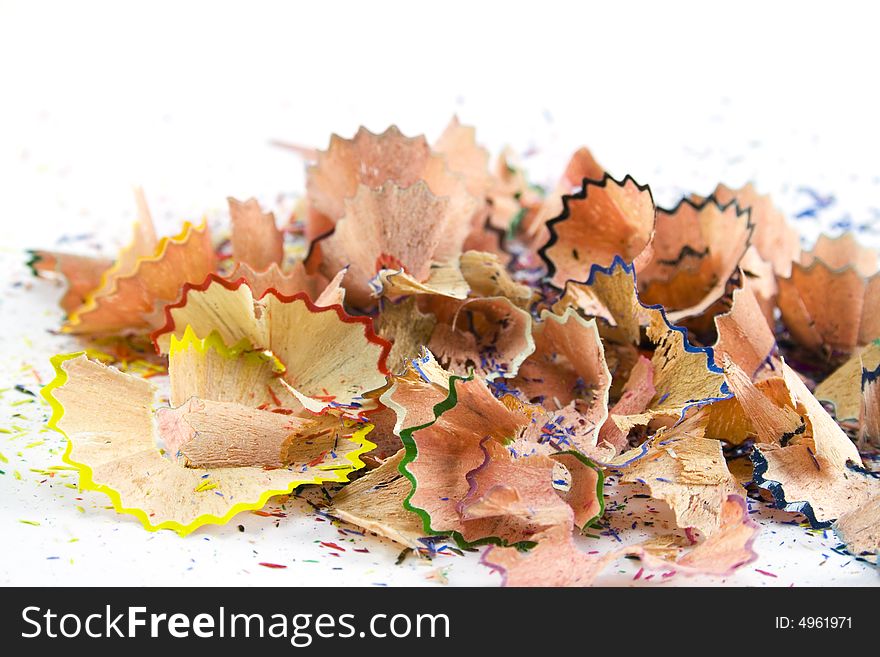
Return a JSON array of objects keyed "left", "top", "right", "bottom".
[
  {"left": 43, "top": 352, "right": 376, "bottom": 536},
  {"left": 64, "top": 219, "right": 213, "bottom": 333}
]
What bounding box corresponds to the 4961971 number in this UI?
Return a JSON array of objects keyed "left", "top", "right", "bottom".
[{"left": 775, "top": 617, "right": 852, "bottom": 629}]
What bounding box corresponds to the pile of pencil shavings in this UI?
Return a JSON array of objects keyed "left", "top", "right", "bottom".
[{"left": 29, "top": 118, "right": 880, "bottom": 585}]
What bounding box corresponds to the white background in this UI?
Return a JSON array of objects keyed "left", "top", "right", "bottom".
[{"left": 0, "top": 0, "right": 877, "bottom": 586}]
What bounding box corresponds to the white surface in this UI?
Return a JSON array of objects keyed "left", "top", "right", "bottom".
[{"left": 0, "top": 0, "right": 878, "bottom": 586}]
